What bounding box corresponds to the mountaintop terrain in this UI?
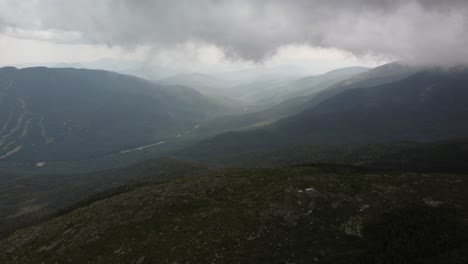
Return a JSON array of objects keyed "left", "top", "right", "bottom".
[{"left": 1, "top": 164, "right": 466, "bottom": 263}]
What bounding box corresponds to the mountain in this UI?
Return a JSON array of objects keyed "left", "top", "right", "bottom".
[
  {"left": 188, "top": 67, "right": 468, "bottom": 159},
  {"left": 158, "top": 72, "right": 235, "bottom": 93},
  {"left": 0, "top": 67, "right": 225, "bottom": 162},
  {"left": 158, "top": 66, "right": 371, "bottom": 112},
  {"left": 275, "top": 67, "right": 468, "bottom": 142},
  {"left": 2, "top": 66, "right": 468, "bottom": 264},
  {"left": 251, "top": 66, "right": 369, "bottom": 105},
  {"left": 158, "top": 72, "right": 247, "bottom": 111},
  {"left": 158, "top": 67, "right": 312, "bottom": 107},
  {"left": 1, "top": 164, "right": 466, "bottom": 263},
  {"left": 299, "top": 62, "right": 419, "bottom": 110},
  {"left": 52, "top": 63, "right": 85, "bottom": 69},
  {"left": 62, "top": 58, "right": 180, "bottom": 80},
  {"left": 187, "top": 63, "right": 415, "bottom": 137},
  {"left": 17, "top": 59, "right": 181, "bottom": 80},
  {"left": 222, "top": 78, "right": 293, "bottom": 104},
  {"left": 252, "top": 62, "right": 418, "bottom": 123},
  {"left": 331, "top": 62, "right": 417, "bottom": 90},
  {"left": 268, "top": 62, "right": 418, "bottom": 116},
  {"left": 213, "top": 64, "right": 309, "bottom": 83}
]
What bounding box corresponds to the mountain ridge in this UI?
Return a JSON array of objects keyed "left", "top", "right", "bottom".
[
  {"left": 0, "top": 67, "right": 225, "bottom": 162},
  {"left": 186, "top": 67, "right": 468, "bottom": 160}
]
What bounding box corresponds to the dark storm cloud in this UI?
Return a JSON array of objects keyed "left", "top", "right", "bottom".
[{"left": 1, "top": 0, "right": 468, "bottom": 65}]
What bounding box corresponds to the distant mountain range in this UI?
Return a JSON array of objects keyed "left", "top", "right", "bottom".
[
  {"left": 191, "top": 62, "right": 416, "bottom": 137},
  {"left": 44, "top": 59, "right": 311, "bottom": 87},
  {"left": 2, "top": 62, "right": 468, "bottom": 264},
  {"left": 188, "top": 66, "right": 468, "bottom": 159},
  {"left": 157, "top": 73, "right": 246, "bottom": 110},
  {"left": 158, "top": 72, "right": 235, "bottom": 93},
  {"left": 157, "top": 71, "right": 304, "bottom": 107},
  {"left": 0, "top": 67, "right": 225, "bottom": 162},
  {"left": 251, "top": 66, "right": 369, "bottom": 105},
  {"left": 158, "top": 67, "right": 370, "bottom": 106},
  {"left": 2, "top": 62, "right": 466, "bottom": 168}
]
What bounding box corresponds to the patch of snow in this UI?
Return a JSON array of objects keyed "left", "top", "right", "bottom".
[{"left": 35, "top": 162, "right": 46, "bottom": 167}]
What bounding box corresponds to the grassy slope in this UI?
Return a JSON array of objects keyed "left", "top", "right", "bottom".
[{"left": 1, "top": 165, "right": 467, "bottom": 263}]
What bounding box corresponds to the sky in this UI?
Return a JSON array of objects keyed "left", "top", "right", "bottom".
[{"left": 0, "top": 0, "right": 467, "bottom": 75}]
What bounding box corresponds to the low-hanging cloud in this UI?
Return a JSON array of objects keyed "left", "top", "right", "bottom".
[{"left": 1, "top": 0, "right": 467, "bottom": 65}]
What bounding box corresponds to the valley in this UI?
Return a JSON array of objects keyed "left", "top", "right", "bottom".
[
  {"left": 2, "top": 2, "right": 468, "bottom": 263},
  {"left": 1, "top": 63, "right": 468, "bottom": 264},
  {"left": 0, "top": 67, "right": 229, "bottom": 163}
]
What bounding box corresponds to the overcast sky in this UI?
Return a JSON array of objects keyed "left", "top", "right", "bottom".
[{"left": 0, "top": 0, "right": 467, "bottom": 74}]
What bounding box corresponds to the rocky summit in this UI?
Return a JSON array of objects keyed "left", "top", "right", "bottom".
[{"left": 1, "top": 166, "right": 467, "bottom": 263}]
